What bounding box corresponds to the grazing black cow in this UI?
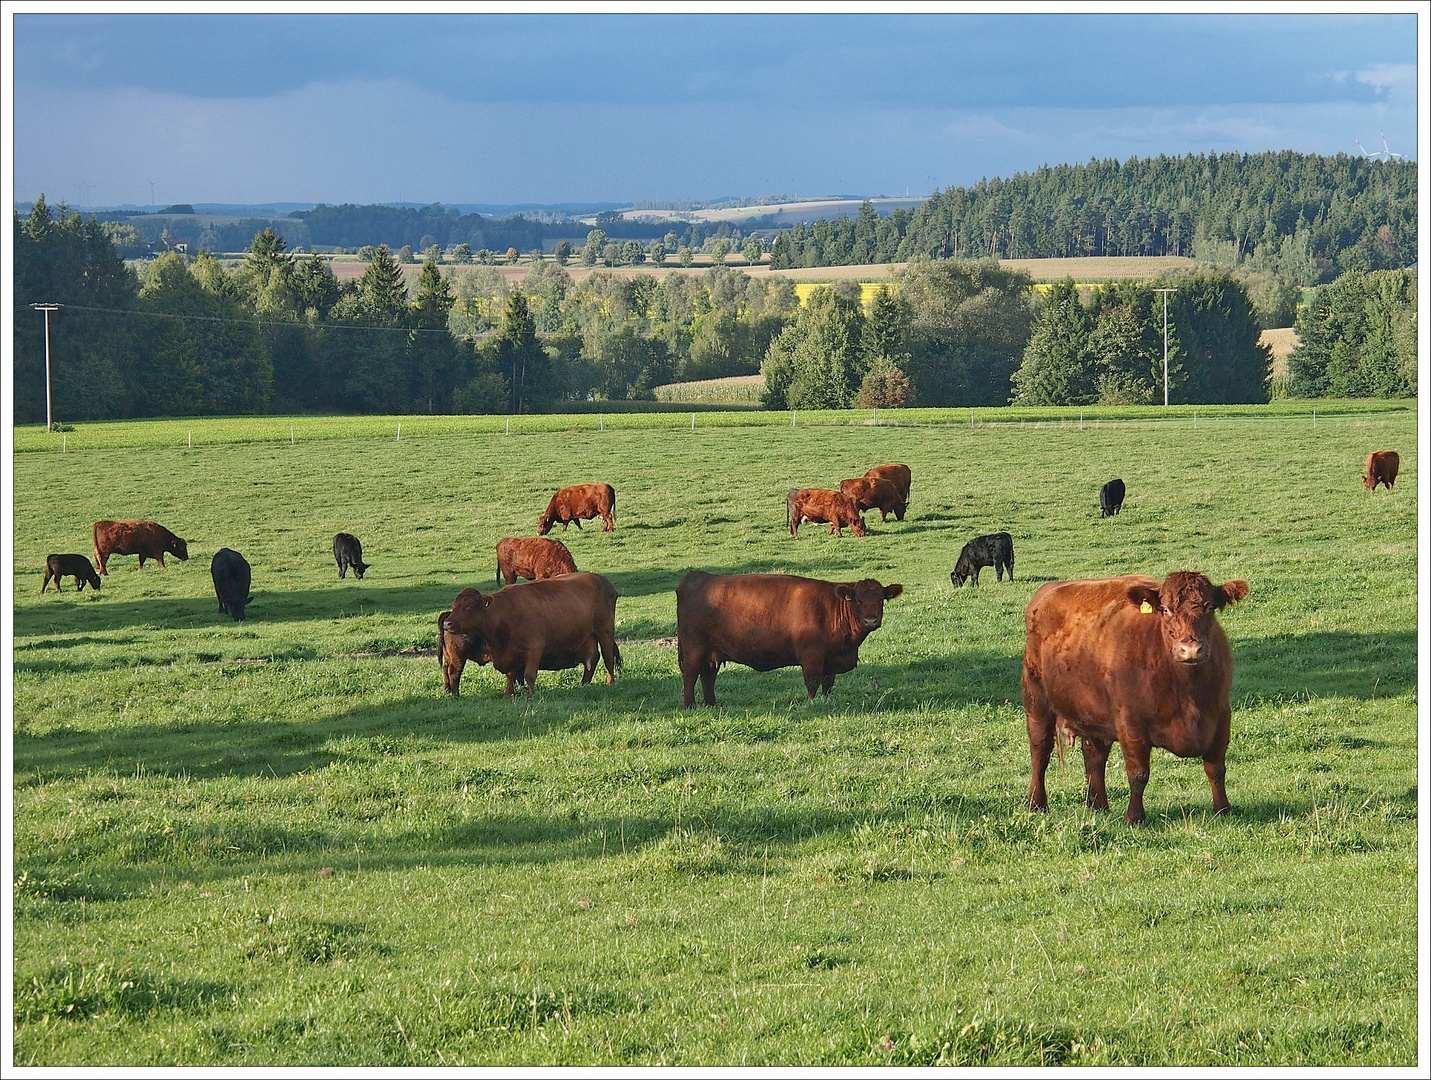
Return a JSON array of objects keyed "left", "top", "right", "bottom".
[
  {"left": 211, "top": 548, "right": 253, "bottom": 622},
  {"left": 1100, "top": 479, "right": 1126, "bottom": 518},
  {"left": 333, "top": 532, "right": 370, "bottom": 579},
  {"left": 41, "top": 553, "right": 102, "bottom": 593},
  {"left": 951, "top": 532, "right": 1015, "bottom": 587}
]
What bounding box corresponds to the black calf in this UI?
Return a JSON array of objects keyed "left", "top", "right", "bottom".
[
  {"left": 333, "top": 532, "right": 370, "bottom": 579},
  {"left": 42, "top": 553, "right": 101, "bottom": 593},
  {"left": 951, "top": 532, "right": 1015, "bottom": 587},
  {"left": 1099, "top": 479, "right": 1126, "bottom": 517},
  {"left": 211, "top": 548, "right": 253, "bottom": 622}
]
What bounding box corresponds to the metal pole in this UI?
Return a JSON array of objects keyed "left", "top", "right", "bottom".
[
  {"left": 32, "top": 304, "right": 60, "bottom": 431},
  {"left": 1153, "top": 289, "right": 1176, "bottom": 406}
]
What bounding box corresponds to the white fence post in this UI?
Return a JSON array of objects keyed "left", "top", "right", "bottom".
[{"left": 187, "top": 431, "right": 191, "bottom": 449}]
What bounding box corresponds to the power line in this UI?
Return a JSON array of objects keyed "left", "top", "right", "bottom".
[{"left": 46, "top": 303, "right": 460, "bottom": 335}]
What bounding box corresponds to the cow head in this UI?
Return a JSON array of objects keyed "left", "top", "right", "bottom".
[
  {"left": 835, "top": 580, "right": 903, "bottom": 633},
  {"left": 170, "top": 536, "right": 190, "bottom": 561},
  {"left": 1127, "top": 572, "right": 1248, "bottom": 665},
  {"left": 1362, "top": 471, "right": 1377, "bottom": 491},
  {"left": 228, "top": 594, "right": 253, "bottom": 623},
  {"left": 851, "top": 515, "right": 868, "bottom": 538},
  {"left": 537, "top": 513, "right": 553, "bottom": 537},
  {"left": 354, "top": 559, "right": 370, "bottom": 580},
  {"left": 950, "top": 554, "right": 974, "bottom": 588},
  {"left": 438, "top": 607, "right": 490, "bottom": 695}
]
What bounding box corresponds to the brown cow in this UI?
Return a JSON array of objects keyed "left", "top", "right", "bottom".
[
  {"left": 1023, "top": 571, "right": 1248, "bottom": 824},
  {"left": 864, "top": 464, "right": 911, "bottom": 504},
  {"left": 496, "top": 537, "right": 578, "bottom": 585},
  {"left": 838, "top": 476, "right": 908, "bottom": 522},
  {"left": 676, "top": 571, "right": 902, "bottom": 706},
  {"left": 92, "top": 520, "right": 189, "bottom": 575},
  {"left": 538, "top": 483, "right": 616, "bottom": 534},
  {"left": 1363, "top": 450, "right": 1400, "bottom": 492},
  {"left": 787, "top": 488, "right": 867, "bottom": 537},
  {"left": 438, "top": 572, "right": 621, "bottom": 697}
]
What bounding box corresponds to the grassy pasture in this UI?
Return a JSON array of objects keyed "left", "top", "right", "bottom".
[{"left": 10, "top": 404, "right": 1417, "bottom": 1065}]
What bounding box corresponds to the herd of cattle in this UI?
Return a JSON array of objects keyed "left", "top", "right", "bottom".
[{"left": 37, "top": 448, "right": 1400, "bottom": 823}]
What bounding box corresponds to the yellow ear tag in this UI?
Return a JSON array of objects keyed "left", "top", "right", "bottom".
[{"left": 1140, "top": 601, "right": 1154, "bottom": 614}]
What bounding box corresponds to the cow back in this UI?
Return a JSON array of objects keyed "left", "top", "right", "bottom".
[{"left": 865, "top": 464, "right": 911, "bottom": 501}]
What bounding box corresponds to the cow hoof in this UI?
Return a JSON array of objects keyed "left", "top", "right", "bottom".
[
  {"left": 1027, "top": 799, "right": 1048, "bottom": 813},
  {"left": 1214, "top": 805, "right": 1232, "bottom": 816}
]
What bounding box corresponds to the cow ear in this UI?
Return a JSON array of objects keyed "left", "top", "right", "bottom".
[
  {"left": 482, "top": 594, "right": 494, "bottom": 609},
  {"left": 835, "top": 584, "right": 856, "bottom": 601},
  {"left": 437, "top": 611, "right": 450, "bottom": 631},
  {"left": 883, "top": 583, "right": 904, "bottom": 600},
  {"left": 1127, "top": 584, "right": 1162, "bottom": 613},
  {"left": 1216, "top": 580, "right": 1249, "bottom": 608}
]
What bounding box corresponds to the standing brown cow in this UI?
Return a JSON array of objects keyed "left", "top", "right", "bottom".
[
  {"left": 437, "top": 572, "right": 621, "bottom": 697},
  {"left": 864, "top": 463, "right": 911, "bottom": 504},
  {"left": 787, "top": 488, "right": 867, "bottom": 537},
  {"left": 538, "top": 483, "right": 616, "bottom": 534},
  {"left": 1022, "top": 571, "right": 1248, "bottom": 824},
  {"left": 676, "top": 571, "right": 902, "bottom": 705},
  {"left": 92, "top": 520, "right": 189, "bottom": 575},
  {"left": 1363, "top": 450, "right": 1400, "bottom": 492},
  {"left": 838, "top": 476, "right": 908, "bottom": 522},
  {"left": 496, "top": 536, "right": 578, "bottom": 585}
]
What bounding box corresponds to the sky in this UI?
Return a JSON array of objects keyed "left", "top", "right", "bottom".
[{"left": 8, "top": 10, "right": 1423, "bottom": 210}]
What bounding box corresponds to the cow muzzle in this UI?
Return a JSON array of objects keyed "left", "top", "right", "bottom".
[{"left": 1173, "top": 640, "right": 1207, "bottom": 664}]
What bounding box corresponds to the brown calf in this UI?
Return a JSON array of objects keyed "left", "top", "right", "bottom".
[
  {"left": 93, "top": 519, "right": 189, "bottom": 575},
  {"left": 496, "top": 536, "right": 578, "bottom": 585},
  {"left": 838, "top": 476, "right": 908, "bottom": 522},
  {"left": 538, "top": 483, "right": 616, "bottom": 534},
  {"left": 787, "top": 488, "right": 867, "bottom": 537},
  {"left": 1363, "top": 450, "right": 1400, "bottom": 492}
]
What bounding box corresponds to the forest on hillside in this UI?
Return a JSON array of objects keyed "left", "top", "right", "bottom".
[
  {"left": 767, "top": 151, "right": 1416, "bottom": 282},
  {"left": 13, "top": 179, "right": 1416, "bottom": 424}
]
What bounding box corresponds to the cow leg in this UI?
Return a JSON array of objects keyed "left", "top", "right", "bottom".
[
  {"left": 41, "top": 570, "right": 53, "bottom": 593},
  {"left": 1203, "top": 716, "right": 1232, "bottom": 816},
  {"left": 157, "top": 554, "right": 166, "bottom": 568},
  {"left": 1080, "top": 736, "right": 1112, "bottom": 811},
  {"left": 504, "top": 672, "right": 517, "bottom": 697},
  {"left": 971, "top": 567, "right": 980, "bottom": 586},
  {"left": 878, "top": 508, "right": 888, "bottom": 522},
  {"left": 820, "top": 673, "right": 836, "bottom": 696},
  {"left": 598, "top": 634, "right": 618, "bottom": 684},
  {"left": 137, "top": 555, "right": 145, "bottom": 570},
  {"left": 699, "top": 663, "right": 718, "bottom": 707},
  {"left": 339, "top": 563, "right": 347, "bottom": 578},
  {"left": 1121, "top": 736, "right": 1152, "bottom": 824},
  {"left": 1024, "top": 678, "right": 1056, "bottom": 811},
  {"left": 523, "top": 659, "right": 540, "bottom": 697},
  {"left": 572, "top": 518, "right": 581, "bottom": 530},
  {"left": 681, "top": 657, "right": 699, "bottom": 708},
  {"left": 581, "top": 657, "right": 596, "bottom": 684}
]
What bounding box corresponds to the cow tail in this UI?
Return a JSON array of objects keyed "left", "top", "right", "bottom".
[
  {"left": 612, "top": 639, "right": 624, "bottom": 672},
  {"left": 496, "top": 558, "right": 502, "bottom": 587}
]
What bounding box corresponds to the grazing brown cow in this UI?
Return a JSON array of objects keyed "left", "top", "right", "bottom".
[
  {"left": 1023, "top": 571, "right": 1248, "bottom": 824},
  {"left": 92, "top": 519, "right": 189, "bottom": 575},
  {"left": 1363, "top": 450, "right": 1400, "bottom": 492},
  {"left": 787, "top": 488, "right": 867, "bottom": 537},
  {"left": 676, "top": 571, "right": 903, "bottom": 705},
  {"left": 538, "top": 483, "right": 616, "bottom": 534},
  {"left": 438, "top": 572, "right": 621, "bottom": 697},
  {"left": 838, "top": 476, "right": 908, "bottom": 522},
  {"left": 496, "top": 536, "right": 578, "bottom": 585},
  {"left": 864, "top": 463, "right": 911, "bottom": 504}
]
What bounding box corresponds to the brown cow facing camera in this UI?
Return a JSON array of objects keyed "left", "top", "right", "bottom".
[
  {"left": 1022, "top": 571, "right": 1248, "bottom": 824},
  {"left": 864, "top": 463, "right": 911, "bottom": 504},
  {"left": 838, "top": 476, "right": 908, "bottom": 522},
  {"left": 787, "top": 488, "right": 867, "bottom": 537},
  {"left": 438, "top": 572, "right": 621, "bottom": 697},
  {"left": 676, "top": 571, "right": 902, "bottom": 706},
  {"left": 538, "top": 483, "right": 616, "bottom": 534},
  {"left": 496, "top": 536, "right": 578, "bottom": 585},
  {"left": 1363, "top": 450, "right": 1400, "bottom": 492},
  {"left": 93, "top": 520, "right": 189, "bottom": 574}
]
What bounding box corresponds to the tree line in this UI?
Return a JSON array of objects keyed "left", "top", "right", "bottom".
[
  {"left": 767, "top": 151, "right": 1415, "bottom": 284},
  {"left": 13, "top": 195, "right": 1414, "bottom": 425}
]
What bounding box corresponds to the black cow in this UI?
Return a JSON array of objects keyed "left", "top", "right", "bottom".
[
  {"left": 333, "top": 532, "right": 370, "bottom": 579},
  {"left": 1100, "top": 479, "right": 1126, "bottom": 518},
  {"left": 42, "top": 553, "right": 102, "bottom": 593},
  {"left": 211, "top": 548, "right": 253, "bottom": 622},
  {"left": 951, "top": 532, "right": 1015, "bottom": 587}
]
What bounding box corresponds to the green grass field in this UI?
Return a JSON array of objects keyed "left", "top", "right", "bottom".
[{"left": 11, "top": 404, "right": 1418, "bottom": 1065}]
